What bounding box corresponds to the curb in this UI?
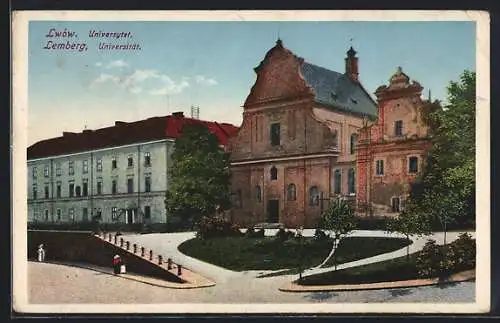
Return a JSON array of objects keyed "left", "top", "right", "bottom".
[{"left": 279, "top": 269, "right": 475, "bottom": 293}]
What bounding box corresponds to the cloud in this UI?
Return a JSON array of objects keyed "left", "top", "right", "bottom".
[
  {"left": 105, "top": 60, "right": 129, "bottom": 69},
  {"left": 149, "top": 77, "right": 189, "bottom": 96},
  {"left": 95, "top": 62, "right": 102, "bottom": 67},
  {"left": 90, "top": 66, "right": 215, "bottom": 96},
  {"left": 120, "top": 69, "right": 161, "bottom": 87},
  {"left": 194, "top": 75, "right": 218, "bottom": 86},
  {"left": 130, "top": 87, "right": 143, "bottom": 94},
  {"left": 90, "top": 73, "right": 120, "bottom": 87}
]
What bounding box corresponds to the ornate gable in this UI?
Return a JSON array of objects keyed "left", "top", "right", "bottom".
[{"left": 243, "top": 39, "right": 314, "bottom": 108}]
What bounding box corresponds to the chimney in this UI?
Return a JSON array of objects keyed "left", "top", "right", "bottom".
[
  {"left": 345, "top": 46, "right": 359, "bottom": 82},
  {"left": 115, "top": 121, "right": 127, "bottom": 126},
  {"left": 172, "top": 111, "right": 184, "bottom": 118}
]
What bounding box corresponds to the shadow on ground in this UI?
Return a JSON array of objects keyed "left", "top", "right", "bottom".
[
  {"left": 387, "top": 288, "right": 414, "bottom": 298},
  {"left": 303, "top": 292, "right": 339, "bottom": 302}
]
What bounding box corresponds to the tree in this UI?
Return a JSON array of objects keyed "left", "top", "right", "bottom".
[
  {"left": 165, "top": 123, "right": 232, "bottom": 227},
  {"left": 317, "top": 198, "right": 357, "bottom": 270},
  {"left": 387, "top": 201, "right": 432, "bottom": 262},
  {"left": 403, "top": 70, "right": 476, "bottom": 244}
]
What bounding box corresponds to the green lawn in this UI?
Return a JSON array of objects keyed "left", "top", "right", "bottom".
[
  {"left": 178, "top": 236, "right": 412, "bottom": 271},
  {"left": 298, "top": 242, "right": 475, "bottom": 286}
]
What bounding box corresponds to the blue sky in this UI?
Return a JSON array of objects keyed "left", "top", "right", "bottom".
[{"left": 28, "top": 20, "right": 475, "bottom": 145}]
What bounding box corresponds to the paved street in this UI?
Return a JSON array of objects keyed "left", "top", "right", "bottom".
[
  {"left": 28, "top": 230, "right": 475, "bottom": 304},
  {"left": 29, "top": 261, "right": 475, "bottom": 304}
]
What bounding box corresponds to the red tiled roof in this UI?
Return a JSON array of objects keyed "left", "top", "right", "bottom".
[{"left": 28, "top": 113, "right": 239, "bottom": 160}]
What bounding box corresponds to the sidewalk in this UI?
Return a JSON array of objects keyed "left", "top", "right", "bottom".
[
  {"left": 45, "top": 260, "right": 215, "bottom": 289},
  {"left": 279, "top": 269, "right": 475, "bottom": 293}
]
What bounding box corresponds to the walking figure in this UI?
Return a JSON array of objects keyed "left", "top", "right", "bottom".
[
  {"left": 112, "top": 255, "right": 127, "bottom": 275},
  {"left": 112, "top": 255, "right": 122, "bottom": 274},
  {"left": 37, "top": 244, "right": 46, "bottom": 262}
]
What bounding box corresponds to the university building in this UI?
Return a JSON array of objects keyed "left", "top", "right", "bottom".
[
  {"left": 227, "top": 39, "right": 431, "bottom": 228},
  {"left": 27, "top": 112, "right": 238, "bottom": 225}
]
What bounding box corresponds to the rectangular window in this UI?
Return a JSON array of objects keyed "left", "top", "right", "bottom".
[
  {"left": 83, "top": 160, "right": 88, "bottom": 174},
  {"left": 391, "top": 197, "right": 401, "bottom": 213},
  {"left": 32, "top": 166, "right": 37, "bottom": 179},
  {"left": 395, "top": 120, "right": 403, "bottom": 136},
  {"left": 44, "top": 185, "right": 49, "bottom": 199},
  {"left": 32, "top": 184, "right": 37, "bottom": 200},
  {"left": 56, "top": 182, "right": 61, "bottom": 198},
  {"left": 409, "top": 156, "right": 419, "bottom": 173},
  {"left": 350, "top": 134, "right": 359, "bottom": 155},
  {"left": 75, "top": 185, "right": 81, "bottom": 197},
  {"left": 144, "top": 152, "right": 151, "bottom": 167},
  {"left": 69, "top": 208, "right": 75, "bottom": 222},
  {"left": 144, "top": 206, "right": 151, "bottom": 219},
  {"left": 112, "top": 179, "right": 117, "bottom": 194},
  {"left": 334, "top": 170, "right": 342, "bottom": 195},
  {"left": 348, "top": 168, "right": 356, "bottom": 194},
  {"left": 144, "top": 176, "right": 151, "bottom": 193},
  {"left": 112, "top": 207, "right": 118, "bottom": 221},
  {"left": 68, "top": 161, "right": 74, "bottom": 175},
  {"left": 44, "top": 165, "right": 49, "bottom": 177},
  {"left": 96, "top": 159, "right": 103, "bottom": 172},
  {"left": 270, "top": 123, "right": 281, "bottom": 146},
  {"left": 128, "top": 155, "right": 134, "bottom": 167},
  {"left": 56, "top": 163, "right": 61, "bottom": 176},
  {"left": 97, "top": 180, "right": 103, "bottom": 195},
  {"left": 69, "top": 182, "right": 75, "bottom": 197},
  {"left": 376, "top": 160, "right": 384, "bottom": 176},
  {"left": 82, "top": 179, "right": 88, "bottom": 196},
  {"left": 127, "top": 178, "right": 134, "bottom": 194},
  {"left": 44, "top": 209, "right": 49, "bottom": 221},
  {"left": 56, "top": 209, "right": 62, "bottom": 222},
  {"left": 112, "top": 157, "right": 117, "bottom": 169},
  {"left": 82, "top": 208, "right": 88, "bottom": 222},
  {"left": 288, "top": 111, "right": 296, "bottom": 140}
]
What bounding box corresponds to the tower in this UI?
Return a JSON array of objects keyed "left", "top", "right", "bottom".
[{"left": 345, "top": 46, "right": 359, "bottom": 82}]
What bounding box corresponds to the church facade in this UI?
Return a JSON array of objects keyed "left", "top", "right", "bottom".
[
  {"left": 227, "top": 40, "right": 378, "bottom": 228},
  {"left": 227, "top": 40, "right": 431, "bottom": 228}
]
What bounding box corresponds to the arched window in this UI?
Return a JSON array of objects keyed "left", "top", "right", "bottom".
[
  {"left": 270, "top": 166, "right": 278, "bottom": 181},
  {"left": 255, "top": 185, "right": 262, "bottom": 202},
  {"left": 309, "top": 186, "right": 319, "bottom": 206},
  {"left": 348, "top": 168, "right": 356, "bottom": 194},
  {"left": 334, "top": 169, "right": 342, "bottom": 194},
  {"left": 350, "top": 133, "right": 359, "bottom": 155},
  {"left": 287, "top": 183, "right": 296, "bottom": 201}
]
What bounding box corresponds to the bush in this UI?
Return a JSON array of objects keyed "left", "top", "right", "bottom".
[
  {"left": 416, "top": 239, "right": 444, "bottom": 278},
  {"left": 447, "top": 232, "right": 476, "bottom": 271},
  {"left": 194, "top": 215, "right": 242, "bottom": 239},
  {"left": 356, "top": 217, "right": 389, "bottom": 231},
  {"left": 245, "top": 227, "right": 265, "bottom": 238},
  {"left": 416, "top": 235, "right": 476, "bottom": 279},
  {"left": 314, "top": 229, "right": 329, "bottom": 241},
  {"left": 275, "top": 228, "right": 295, "bottom": 241}
]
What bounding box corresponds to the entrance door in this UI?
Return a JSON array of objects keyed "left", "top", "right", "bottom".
[
  {"left": 126, "top": 209, "right": 135, "bottom": 224},
  {"left": 267, "top": 199, "right": 279, "bottom": 223}
]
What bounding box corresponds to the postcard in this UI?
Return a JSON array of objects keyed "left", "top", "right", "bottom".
[{"left": 12, "top": 10, "right": 490, "bottom": 314}]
